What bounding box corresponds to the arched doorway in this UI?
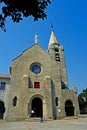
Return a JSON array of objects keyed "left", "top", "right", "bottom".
[
  {"left": 0, "top": 101, "right": 5, "bottom": 119},
  {"left": 65, "top": 100, "right": 74, "bottom": 116},
  {"left": 31, "top": 97, "right": 42, "bottom": 117}
]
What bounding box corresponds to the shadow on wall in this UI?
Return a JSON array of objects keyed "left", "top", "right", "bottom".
[
  {"left": 0, "top": 101, "right": 5, "bottom": 119},
  {"left": 61, "top": 81, "right": 68, "bottom": 90}
]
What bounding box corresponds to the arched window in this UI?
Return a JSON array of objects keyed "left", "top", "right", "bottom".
[{"left": 12, "top": 96, "right": 17, "bottom": 106}]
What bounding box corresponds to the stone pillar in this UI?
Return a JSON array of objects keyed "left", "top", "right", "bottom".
[
  {"left": 43, "top": 99, "right": 48, "bottom": 119},
  {"left": 43, "top": 76, "right": 53, "bottom": 119},
  {"left": 59, "top": 45, "right": 69, "bottom": 88},
  {"left": 19, "top": 75, "right": 29, "bottom": 119}
]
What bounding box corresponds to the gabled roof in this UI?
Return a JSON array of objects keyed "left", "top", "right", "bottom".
[
  {"left": 12, "top": 43, "right": 49, "bottom": 62},
  {"left": 0, "top": 74, "right": 10, "bottom": 79}
]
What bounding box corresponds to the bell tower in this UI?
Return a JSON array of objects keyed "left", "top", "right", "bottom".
[
  {"left": 48, "top": 29, "right": 60, "bottom": 62},
  {"left": 48, "top": 29, "right": 69, "bottom": 88}
]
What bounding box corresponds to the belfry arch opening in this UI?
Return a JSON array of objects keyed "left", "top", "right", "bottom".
[
  {"left": 0, "top": 101, "right": 5, "bottom": 119},
  {"left": 65, "top": 100, "right": 74, "bottom": 116},
  {"left": 31, "top": 97, "right": 43, "bottom": 117}
]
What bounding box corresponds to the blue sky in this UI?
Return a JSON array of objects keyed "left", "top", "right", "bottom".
[{"left": 0, "top": 0, "right": 87, "bottom": 94}]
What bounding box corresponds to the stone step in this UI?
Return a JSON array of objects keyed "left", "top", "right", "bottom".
[
  {"left": 24, "top": 118, "right": 53, "bottom": 122},
  {"left": 0, "top": 119, "right": 6, "bottom": 122},
  {"left": 64, "top": 116, "right": 78, "bottom": 120},
  {"left": 79, "top": 114, "right": 87, "bottom": 118},
  {"left": 24, "top": 118, "right": 40, "bottom": 122}
]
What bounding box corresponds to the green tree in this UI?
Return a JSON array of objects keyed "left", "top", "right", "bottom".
[
  {"left": 0, "top": 0, "right": 51, "bottom": 31},
  {"left": 79, "top": 88, "right": 87, "bottom": 97},
  {"left": 78, "top": 88, "right": 87, "bottom": 114}
]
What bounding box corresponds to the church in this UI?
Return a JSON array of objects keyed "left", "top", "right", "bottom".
[{"left": 0, "top": 29, "right": 79, "bottom": 121}]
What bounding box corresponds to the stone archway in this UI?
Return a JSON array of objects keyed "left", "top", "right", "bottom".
[
  {"left": 31, "top": 97, "right": 43, "bottom": 117},
  {"left": 0, "top": 101, "right": 5, "bottom": 119},
  {"left": 65, "top": 100, "right": 74, "bottom": 116}
]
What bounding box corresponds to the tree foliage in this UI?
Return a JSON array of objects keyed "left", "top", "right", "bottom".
[
  {"left": 79, "top": 88, "right": 87, "bottom": 97},
  {"left": 0, "top": 0, "right": 51, "bottom": 31},
  {"left": 78, "top": 88, "right": 87, "bottom": 114}
]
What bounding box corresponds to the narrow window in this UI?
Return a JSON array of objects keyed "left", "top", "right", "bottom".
[
  {"left": 55, "top": 53, "right": 60, "bottom": 61},
  {"left": 34, "top": 82, "right": 40, "bottom": 88},
  {"left": 55, "top": 97, "right": 58, "bottom": 106},
  {"left": 12, "top": 97, "right": 17, "bottom": 106},
  {"left": 0, "top": 82, "right": 6, "bottom": 90},
  {"left": 55, "top": 48, "right": 59, "bottom": 52},
  {"left": 28, "top": 77, "right": 33, "bottom": 88}
]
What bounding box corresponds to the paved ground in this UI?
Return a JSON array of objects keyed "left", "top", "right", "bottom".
[{"left": 0, "top": 118, "right": 87, "bottom": 130}]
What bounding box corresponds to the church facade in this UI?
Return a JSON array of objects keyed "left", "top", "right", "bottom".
[{"left": 0, "top": 30, "right": 79, "bottom": 121}]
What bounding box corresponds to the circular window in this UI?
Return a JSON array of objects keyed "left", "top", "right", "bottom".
[{"left": 31, "top": 64, "right": 41, "bottom": 74}]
